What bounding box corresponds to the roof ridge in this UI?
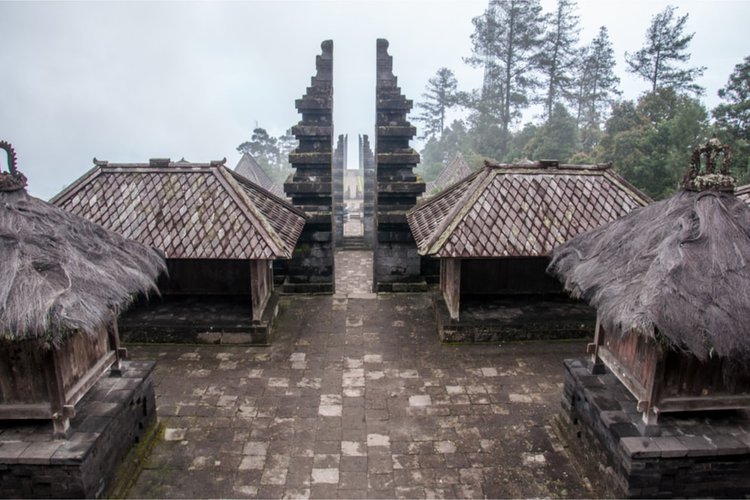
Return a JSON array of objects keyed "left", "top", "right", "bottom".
[
  {"left": 215, "top": 166, "right": 289, "bottom": 258},
  {"left": 425, "top": 166, "right": 494, "bottom": 255}
]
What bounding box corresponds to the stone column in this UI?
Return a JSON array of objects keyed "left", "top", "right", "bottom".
[
  {"left": 373, "top": 39, "right": 426, "bottom": 292},
  {"left": 283, "top": 40, "right": 334, "bottom": 293},
  {"left": 361, "top": 134, "right": 375, "bottom": 249}
]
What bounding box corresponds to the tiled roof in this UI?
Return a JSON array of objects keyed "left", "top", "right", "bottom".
[
  {"left": 736, "top": 183, "right": 750, "bottom": 204},
  {"left": 407, "top": 161, "right": 651, "bottom": 258},
  {"left": 235, "top": 153, "right": 286, "bottom": 198},
  {"left": 426, "top": 153, "right": 474, "bottom": 196},
  {"left": 51, "top": 159, "right": 305, "bottom": 260}
]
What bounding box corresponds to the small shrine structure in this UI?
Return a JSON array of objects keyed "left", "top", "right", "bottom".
[
  {"left": 407, "top": 160, "right": 650, "bottom": 342},
  {"left": 0, "top": 141, "right": 165, "bottom": 437},
  {"left": 550, "top": 140, "right": 750, "bottom": 425},
  {"left": 52, "top": 158, "right": 304, "bottom": 344},
  {"left": 549, "top": 140, "right": 750, "bottom": 497}
]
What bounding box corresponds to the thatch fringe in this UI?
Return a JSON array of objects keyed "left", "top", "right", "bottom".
[
  {"left": 548, "top": 190, "right": 750, "bottom": 361},
  {"left": 0, "top": 190, "right": 165, "bottom": 345}
]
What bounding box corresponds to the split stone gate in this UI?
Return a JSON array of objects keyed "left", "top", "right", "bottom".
[{"left": 282, "top": 39, "right": 427, "bottom": 294}]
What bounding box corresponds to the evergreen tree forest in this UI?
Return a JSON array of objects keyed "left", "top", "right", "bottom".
[{"left": 415, "top": 0, "right": 750, "bottom": 199}]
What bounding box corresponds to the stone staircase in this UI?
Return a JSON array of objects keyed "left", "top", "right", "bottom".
[{"left": 341, "top": 236, "right": 368, "bottom": 250}]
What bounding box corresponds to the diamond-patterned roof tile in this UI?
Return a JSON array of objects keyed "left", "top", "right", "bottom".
[
  {"left": 407, "top": 162, "right": 651, "bottom": 258},
  {"left": 51, "top": 161, "right": 306, "bottom": 260}
]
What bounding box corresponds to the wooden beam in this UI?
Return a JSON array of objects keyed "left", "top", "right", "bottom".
[
  {"left": 64, "top": 350, "right": 116, "bottom": 411},
  {"left": 0, "top": 403, "right": 52, "bottom": 420},
  {"left": 598, "top": 347, "right": 649, "bottom": 407},
  {"left": 656, "top": 395, "right": 750, "bottom": 413}
]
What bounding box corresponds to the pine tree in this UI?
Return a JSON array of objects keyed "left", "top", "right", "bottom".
[
  {"left": 625, "top": 5, "right": 706, "bottom": 95},
  {"left": 712, "top": 55, "right": 750, "bottom": 180},
  {"left": 574, "top": 26, "right": 621, "bottom": 150},
  {"left": 713, "top": 55, "right": 750, "bottom": 142},
  {"left": 466, "top": 0, "right": 546, "bottom": 153},
  {"left": 539, "top": 0, "right": 580, "bottom": 119},
  {"left": 415, "top": 68, "right": 459, "bottom": 139},
  {"left": 237, "top": 127, "right": 279, "bottom": 170}
]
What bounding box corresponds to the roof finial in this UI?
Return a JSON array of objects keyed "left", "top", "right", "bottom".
[
  {"left": 0, "top": 140, "right": 28, "bottom": 192},
  {"left": 683, "top": 138, "right": 735, "bottom": 192}
]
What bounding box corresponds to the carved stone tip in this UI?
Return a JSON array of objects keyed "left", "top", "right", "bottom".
[{"left": 321, "top": 40, "right": 333, "bottom": 55}]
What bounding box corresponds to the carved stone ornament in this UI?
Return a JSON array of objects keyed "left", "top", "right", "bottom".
[{"left": 682, "top": 138, "right": 735, "bottom": 192}]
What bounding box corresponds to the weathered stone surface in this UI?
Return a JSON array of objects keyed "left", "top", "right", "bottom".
[
  {"left": 373, "top": 39, "right": 426, "bottom": 292},
  {"left": 283, "top": 40, "right": 335, "bottom": 293},
  {"left": 124, "top": 250, "right": 592, "bottom": 499}
]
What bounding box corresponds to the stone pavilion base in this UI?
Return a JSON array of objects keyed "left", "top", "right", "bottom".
[
  {"left": 434, "top": 293, "right": 596, "bottom": 343},
  {"left": 118, "top": 292, "right": 280, "bottom": 345},
  {"left": 0, "top": 361, "right": 156, "bottom": 498},
  {"left": 557, "top": 358, "right": 750, "bottom": 498}
]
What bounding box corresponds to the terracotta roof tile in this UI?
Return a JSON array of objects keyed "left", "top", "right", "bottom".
[
  {"left": 407, "top": 161, "right": 651, "bottom": 258},
  {"left": 51, "top": 160, "right": 305, "bottom": 260}
]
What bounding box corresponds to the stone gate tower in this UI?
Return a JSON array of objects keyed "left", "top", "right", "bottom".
[
  {"left": 283, "top": 40, "right": 335, "bottom": 293},
  {"left": 373, "top": 39, "right": 426, "bottom": 292}
]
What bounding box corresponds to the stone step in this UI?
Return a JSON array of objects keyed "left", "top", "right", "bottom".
[{"left": 340, "top": 237, "right": 368, "bottom": 250}]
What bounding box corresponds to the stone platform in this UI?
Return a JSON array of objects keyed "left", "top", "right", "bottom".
[
  {"left": 434, "top": 293, "right": 596, "bottom": 343},
  {"left": 0, "top": 361, "right": 157, "bottom": 498},
  {"left": 119, "top": 293, "right": 279, "bottom": 345},
  {"left": 558, "top": 358, "right": 750, "bottom": 498}
]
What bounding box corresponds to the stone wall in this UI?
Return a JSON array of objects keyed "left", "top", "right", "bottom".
[
  {"left": 373, "top": 39, "right": 426, "bottom": 292},
  {"left": 283, "top": 40, "right": 334, "bottom": 293}
]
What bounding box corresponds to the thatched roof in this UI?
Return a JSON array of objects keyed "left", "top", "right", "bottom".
[
  {"left": 407, "top": 160, "right": 650, "bottom": 258},
  {"left": 548, "top": 189, "right": 750, "bottom": 360},
  {"left": 0, "top": 145, "right": 165, "bottom": 344},
  {"left": 51, "top": 158, "right": 305, "bottom": 260}
]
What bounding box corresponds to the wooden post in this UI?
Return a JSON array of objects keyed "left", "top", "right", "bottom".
[
  {"left": 588, "top": 315, "right": 605, "bottom": 374},
  {"left": 108, "top": 320, "right": 126, "bottom": 376},
  {"left": 250, "top": 259, "right": 271, "bottom": 322},
  {"left": 43, "top": 348, "right": 72, "bottom": 438},
  {"left": 440, "top": 258, "right": 461, "bottom": 320}
]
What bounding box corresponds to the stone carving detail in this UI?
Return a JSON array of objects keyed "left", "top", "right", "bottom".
[
  {"left": 373, "top": 39, "right": 426, "bottom": 292},
  {"left": 283, "top": 40, "right": 335, "bottom": 293}
]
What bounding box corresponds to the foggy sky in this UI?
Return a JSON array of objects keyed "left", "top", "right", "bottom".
[{"left": 1, "top": 0, "right": 749, "bottom": 200}]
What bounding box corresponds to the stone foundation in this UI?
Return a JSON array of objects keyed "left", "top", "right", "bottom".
[
  {"left": 558, "top": 358, "right": 750, "bottom": 498},
  {"left": 434, "top": 293, "right": 595, "bottom": 343},
  {"left": 0, "top": 361, "right": 156, "bottom": 499},
  {"left": 119, "top": 291, "right": 280, "bottom": 345}
]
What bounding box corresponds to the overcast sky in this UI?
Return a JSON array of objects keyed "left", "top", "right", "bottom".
[{"left": 2, "top": 0, "right": 749, "bottom": 200}]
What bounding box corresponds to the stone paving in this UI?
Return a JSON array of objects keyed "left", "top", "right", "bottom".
[{"left": 125, "top": 250, "right": 593, "bottom": 498}]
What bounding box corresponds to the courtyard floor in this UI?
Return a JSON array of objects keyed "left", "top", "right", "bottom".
[{"left": 125, "top": 250, "right": 594, "bottom": 499}]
